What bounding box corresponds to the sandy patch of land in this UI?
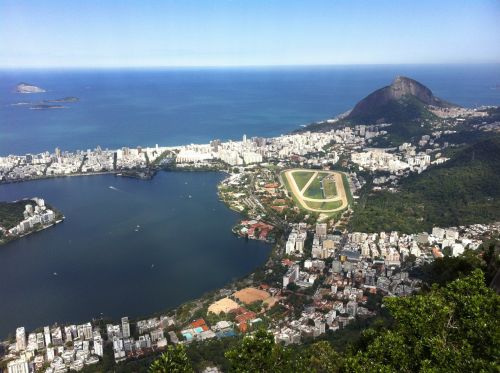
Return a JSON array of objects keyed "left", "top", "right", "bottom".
[
  {"left": 208, "top": 297, "right": 240, "bottom": 315},
  {"left": 234, "top": 287, "right": 271, "bottom": 304}
]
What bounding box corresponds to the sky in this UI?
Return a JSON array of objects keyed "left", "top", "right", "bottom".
[{"left": 1, "top": 0, "right": 499, "bottom": 68}]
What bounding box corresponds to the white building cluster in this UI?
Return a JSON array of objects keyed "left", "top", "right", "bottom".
[
  {"left": 1, "top": 121, "right": 387, "bottom": 182},
  {"left": 0, "top": 145, "right": 172, "bottom": 182},
  {"left": 350, "top": 131, "right": 453, "bottom": 175},
  {"left": 81, "top": 148, "right": 115, "bottom": 172},
  {"left": 311, "top": 223, "right": 341, "bottom": 259},
  {"left": 351, "top": 149, "right": 421, "bottom": 173},
  {"left": 285, "top": 223, "right": 342, "bottom": 260},
  {"left": 106, "top": 316, "right": 171, "bottom": 362},
  {"left": 275, "top": 221, "right": 499, "bottom": 346},
  {"left": 6, "top": 314, "right": 176, "bottom": 372},
  {"left": 273, "top": 308, "right": 328, "bottom": 346},
  {"left": 175, "top": 135, "right": 264, "bottom": 166},
  {"left": 5, "top": 198, "right": 56, "bottom": 237},
  {"left": 10, "top": 323, "right": 101, "bottom": 373},
  {"left": 349, "top": 223, "right": 493, "bottom": 265},
  {"left": 175, "top": 125, "right": 387, "bottom": 168},
  {"left": 285, "top": 223, "right": 307, "bottom": 256}
]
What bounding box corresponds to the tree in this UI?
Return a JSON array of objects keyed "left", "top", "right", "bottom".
[
  {"left": 417, "top": 248, "right": 485, "bottom": 288},
  {"left": 247, "top": 300, "right": 264, "bottom": 313},
  {"left": 150, "top": 344, "right": 194, "bottom": 373},
  {"left": 343, "top": 270, "right": 500, "bottom": 372},
  {"left": 481, "top": 238, "right": 500, "bottom": 285},
  {"left": 303, "top": 341, "right": 342, "bottom": 373},
  {"left": 442, "top": 246, "right": 452, "bottom": 257},
  {"left": 225, "top": 329, "right": 303, "bottom": 372}
]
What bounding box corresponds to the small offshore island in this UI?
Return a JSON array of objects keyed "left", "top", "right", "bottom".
[
  {"left": 30, "top": 97, "right": 80, "bottom": 110},
  {"left": 1, "top": 76, "right": 499, "bottom": 372},
  {"left": 13, "top": 83, "right": 79, "bottom": 110},
  {"left": 16, "top": 83, "right": 46, "bottom": 94},
  {"left": 0, "top": 198, "right": 64, "bottom": 245}
]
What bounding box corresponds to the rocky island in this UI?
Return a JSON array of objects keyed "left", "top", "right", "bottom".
[
  {"left": 29, "top": 104, "right": 66, "bottom": 110},
  {"left": 43, "top": 96, "right": 79, "bottom": 103},
  {"left": 28, "top": 97, "right": 80, "bottom": 110},
  {"left": 16, "top": 82, "right": 46, "bottom": 94}
]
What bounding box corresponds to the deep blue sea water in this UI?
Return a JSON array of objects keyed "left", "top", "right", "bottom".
[
  {"left": 0, "top": 65, "right": 499, "bottom": 338},
  {"left": 1, "top": 65, "right": 499, "bottom": 156}
]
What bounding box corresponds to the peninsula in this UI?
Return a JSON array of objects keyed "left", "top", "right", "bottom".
[{"left": 0, "top": 198, "right": 64, "bottom": 245}]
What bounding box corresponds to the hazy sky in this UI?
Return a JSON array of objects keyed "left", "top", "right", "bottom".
[{"left": 1, "top": 0, "right": 499, "bottom": 68}]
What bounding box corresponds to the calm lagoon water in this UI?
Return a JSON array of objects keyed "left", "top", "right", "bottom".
[{"left": 0, "top": 172, "right": 270, "bottom": 337}]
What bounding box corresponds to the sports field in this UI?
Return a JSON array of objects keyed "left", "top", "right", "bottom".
[
  {"left": 281, "top": 169, "right": 349, "bottom": 214},
  {"left": 234, "top": 287, "right": 271, "bottom": 304}
]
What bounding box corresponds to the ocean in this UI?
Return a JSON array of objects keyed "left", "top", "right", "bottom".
[{"left": 1, "top": 64, "right": 499, "bottom": 156}]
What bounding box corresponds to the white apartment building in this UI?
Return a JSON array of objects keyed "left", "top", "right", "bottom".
[
  {"left": 7, "top": 357, "right": 29, "bottom": 373},
  {"left": 16, "top": 327, "right": 26, "bottom": 352}
]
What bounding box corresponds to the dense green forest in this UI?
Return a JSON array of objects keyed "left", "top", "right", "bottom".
[
  {"left": 350, "top": 136, "right": 500, "bottom": 233},
  {"left": 0, "top": 200, "right": 35, "bottom": 230}
]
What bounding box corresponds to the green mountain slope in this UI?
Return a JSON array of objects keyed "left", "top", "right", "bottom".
[
  {"left": 303, "top": 76, "right": 457, "bottom": 145},
  {"left": 347, "top": 76, "right": 454, "bottom": 120},
  {"left": 351, "top": 95, "right": 438, "bottom": 144},
  {"left": 350, "top": 136, "right": 500, "bottom": 233},
  {"left": 345, "top": 76, "right": 457, "bottom": 145}
]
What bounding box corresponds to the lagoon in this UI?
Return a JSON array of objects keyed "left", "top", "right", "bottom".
[{"left": 0, "top": 171, "right": 270, "bottom": 338}]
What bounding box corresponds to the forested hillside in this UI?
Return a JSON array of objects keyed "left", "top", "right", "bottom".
[{"left": 350, "top": 136, "right": 500, "bottom": 233}]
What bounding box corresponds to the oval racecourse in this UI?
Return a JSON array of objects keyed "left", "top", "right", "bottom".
[{"left": 281, "top": 169, "right": 350, "bottom": 214}]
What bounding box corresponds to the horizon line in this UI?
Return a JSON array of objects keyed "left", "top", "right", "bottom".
[{"left": 1, "top": 62, "right": 500, "bottom": 70}]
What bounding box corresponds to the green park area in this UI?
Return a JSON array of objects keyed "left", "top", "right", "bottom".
[
  {"left": 322, "top": 176, "right": 337, "bottom": 199},
  {"left": 292, "top": 171, "right": 314, "bottom": 191},
  {"left": 304, "top": 200, "right": 343, "bottom": 210},
  {"left": 302, "top": 173, "right": 324, "bottom": 199}
]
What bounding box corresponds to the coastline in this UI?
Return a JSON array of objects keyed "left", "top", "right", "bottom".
[
  {"left": 0, "top": 170, "right": 118, "bottom": 185},
  {"left": 1, "top": 218, "right": 65, "bottom": 246}
]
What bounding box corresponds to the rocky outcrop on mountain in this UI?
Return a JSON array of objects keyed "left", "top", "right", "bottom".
[{"left": 347, "top": 76, "right": 457, "bottom": 123}]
